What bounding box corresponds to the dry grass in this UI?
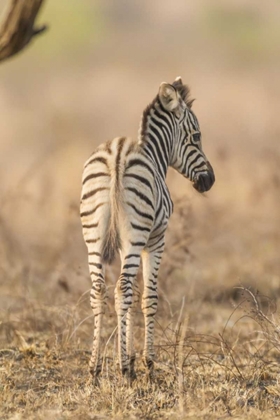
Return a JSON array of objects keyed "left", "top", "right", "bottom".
[
  {"left": 1, "top": 179, "right": 280, "bottom": 419},
  {"left": 1, "top": 119, "right": 280, "bottom": 419},
  {"left": 1, "top": 2, "right": 280, "bottom": 418},
  {"left": 1, "top": 286, "right": 280, "bottom": 419},
  {"left": 1, "top": 111, "right": 280, "bottom": 420}
]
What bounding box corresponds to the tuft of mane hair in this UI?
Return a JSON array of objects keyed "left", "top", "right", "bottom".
[
  {"left": 172, "top": 79, "right": 195, "bottom": 108},
  {"left": 140, "top": 78, "right": 195, "bottom": 144}
]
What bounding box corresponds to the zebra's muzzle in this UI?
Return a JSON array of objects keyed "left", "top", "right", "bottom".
[{"left": 193, "top": 169, "right": 215, "bottom": 193}]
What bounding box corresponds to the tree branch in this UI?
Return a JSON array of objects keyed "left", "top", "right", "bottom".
[{"left": 0, "top": 0, "right": 47, "bottom": 62}]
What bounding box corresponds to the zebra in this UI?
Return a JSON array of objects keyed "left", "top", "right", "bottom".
[{"left": 80, "top": 77, "right": 215, "bottom": 381}]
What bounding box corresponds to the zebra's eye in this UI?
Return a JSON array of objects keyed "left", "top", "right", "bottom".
[{"left": 193, "top": 133, "right": 201, "bottom": 142}]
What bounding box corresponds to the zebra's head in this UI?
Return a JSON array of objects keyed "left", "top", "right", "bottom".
[{"left": 158, "top": 77, "right": 215, "bottom": 193}]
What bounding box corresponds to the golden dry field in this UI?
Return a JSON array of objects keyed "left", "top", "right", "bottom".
[{"left": 1, "top": 1, "right": 280, "bottom": 419}]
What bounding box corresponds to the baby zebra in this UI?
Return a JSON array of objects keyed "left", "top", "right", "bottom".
[{"left": 80, "top": 77, "right": 215, "bottom": 381}]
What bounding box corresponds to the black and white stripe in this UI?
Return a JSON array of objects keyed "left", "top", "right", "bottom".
[{"left": 80, "top": 76, "right": 215, "bottom": 380}]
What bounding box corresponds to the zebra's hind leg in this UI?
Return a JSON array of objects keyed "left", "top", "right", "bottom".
[
  {"left": 114, "top": 252, "right": 141, "bottom": 378},
  {"left": 89, "top": 254, "right": 107, "bottom": 382},
  {"left": 126, "top": 282, "right": 140, "bottom": 381},
  {"left": 141, "top": 248, "right": 163, "bottom": 374}
]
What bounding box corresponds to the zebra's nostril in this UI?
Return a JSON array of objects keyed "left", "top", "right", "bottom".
[{"left": 193, "top": 171, "right": 215, "bottom": 193}]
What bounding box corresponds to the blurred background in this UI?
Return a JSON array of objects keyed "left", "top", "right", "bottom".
[{"left": 0, "top": 0, "right": 280, "bottom": 341}]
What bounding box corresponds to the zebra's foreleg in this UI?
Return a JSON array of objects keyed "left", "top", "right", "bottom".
[
  {"left": 141, "top": 249, "right": 163, "bottom": 372},
  {"left": 89, "top": 264, "right": 107, "bottom": 380}
]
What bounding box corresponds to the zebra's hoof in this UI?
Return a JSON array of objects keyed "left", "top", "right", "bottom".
[
  {"left": 89, "top": 367, "right": 101, "bottom": 386},
  {"left": 142, "top": 356, "right": 154, "bottom": 371},
  {"left": 121, "top": 366, "right": 137, "bottom": 384},
  {"left": 129, "top": 368, "right": 137, "bottom": 384},
  {"left": 89, "top": 373, "right": 101, "bottom": 387}
]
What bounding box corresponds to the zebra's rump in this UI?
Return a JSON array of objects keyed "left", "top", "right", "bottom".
[
  {"left": 80, "top": 137, "right": 159, "bottom": 262},
  {"left": 80, "top": 157, "right": 111, "bottom": 251}
]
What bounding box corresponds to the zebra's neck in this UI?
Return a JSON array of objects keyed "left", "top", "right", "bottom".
[{"left": 138, "top": 99, "right": 176, "bottom": 179}]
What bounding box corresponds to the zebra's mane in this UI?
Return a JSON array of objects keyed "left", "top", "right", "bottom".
[
  {"left": 139, "top": 95, "right": 159, "bottom": 144},
  {"left": 172, "top": 80, "right": 194, "bottom": 108}
]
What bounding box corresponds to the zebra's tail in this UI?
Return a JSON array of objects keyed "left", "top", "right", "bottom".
[{"left": 101, "top": 165, "right": 123, "bottom": 265}]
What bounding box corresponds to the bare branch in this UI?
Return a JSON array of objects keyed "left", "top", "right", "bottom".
[{"left": 0, "top": 0, "right": 47, "bottom": 62}]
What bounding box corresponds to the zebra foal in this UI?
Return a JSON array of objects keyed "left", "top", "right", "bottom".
[{"left": 80, "top": 77, "right": 215, "bottom": 381}]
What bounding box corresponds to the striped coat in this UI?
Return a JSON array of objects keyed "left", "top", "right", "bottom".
[{"left": 80, "top": 77, "right": 215, "bottom": 381}]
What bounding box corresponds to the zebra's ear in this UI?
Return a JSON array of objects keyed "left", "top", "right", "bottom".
[
  {"left": 174, "top": 76, "right": 183, "bottom": 85},
  {"left": 159, "top": 83, "right": 180, "bottom": 112}
]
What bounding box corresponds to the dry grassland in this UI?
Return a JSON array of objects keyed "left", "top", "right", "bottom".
[
  {"left": 1, "top": 2, "right": 280, "bottom": 418},
  {"left": 1, "top": 155, "right": 280, "bottom": 419}
]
